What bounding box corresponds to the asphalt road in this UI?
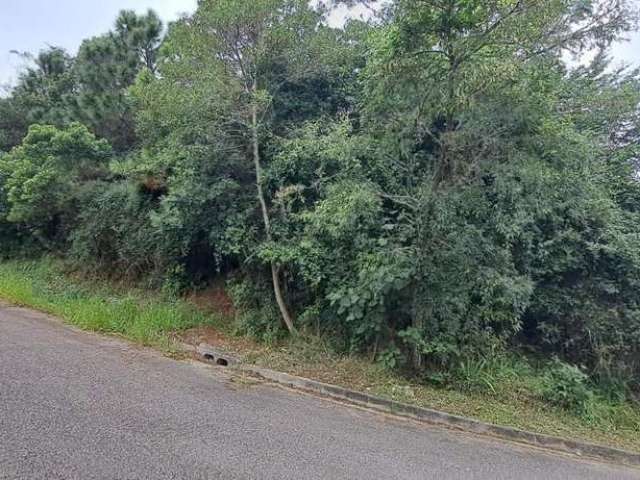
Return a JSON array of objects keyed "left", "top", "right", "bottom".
[{"left": 1, "top": 305, "right": 638, "bottom": 480}]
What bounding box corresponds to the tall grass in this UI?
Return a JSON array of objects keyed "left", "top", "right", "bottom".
[
  {"left": 0, "top": 259, "right": 217, "bottom": 348},
  {"left": 448, "top": 354, "right": 640, "bottom": 438}
]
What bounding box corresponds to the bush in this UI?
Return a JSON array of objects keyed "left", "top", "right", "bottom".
[
  {"left": 69, "top": 181, "right": 161, "bottom": 279},
  {"left": 542, "top": 360, "right": 594, "bottom": 413},
  {"left": 0, "top": 123, "right": 111, "bottom": 248},
  {"left": 228, "top": 276, "right": 286, "bottom": 344}
]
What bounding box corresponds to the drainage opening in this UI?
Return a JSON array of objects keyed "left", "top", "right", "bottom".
[
  {"left": 203, "top": 353, "right": 215, "bottom": 362},
  {"left": 216, "top": 358, "right": 229, "bottom": 367}
]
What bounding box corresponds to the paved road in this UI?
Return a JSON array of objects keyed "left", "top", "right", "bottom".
[{"left": 1, "top": 305, "right": 638, "bottom": 480}]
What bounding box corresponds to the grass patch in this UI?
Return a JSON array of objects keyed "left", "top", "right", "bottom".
[
  {"left": 0, "top": 258, "right": 222, "bottom": 349},
  {"left": 1, "top": 257, "right": 638, "bottom": 453}
]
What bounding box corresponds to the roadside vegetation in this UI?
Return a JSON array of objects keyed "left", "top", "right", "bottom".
[
  {"left": 1, "top": 0, "right": 639, "bottom": 453},
  {"left": 0, "top": 259, "right": 218, "bottom": 349},
  {"left": 0, "top": 258, "right": 638, "bottom": 452}
]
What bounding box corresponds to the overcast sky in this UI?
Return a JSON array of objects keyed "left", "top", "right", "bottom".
[
  {"left": 1, "top": 0, "right": 640, "bottom": 89},
  {"left": 1, "top": 0, "right": 196, "bottom": 88}
]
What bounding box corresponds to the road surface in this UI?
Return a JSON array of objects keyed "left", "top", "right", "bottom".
[{"left": 1, "top": 304, "right": 638, "bottom": 480}]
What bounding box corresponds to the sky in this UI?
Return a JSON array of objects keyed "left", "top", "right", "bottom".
[
  {"left": 1, "top": 0, "right": 640, "bottom": 89},
  {"left": 0, "top": 0, "right": 198, "bottom": 88}
]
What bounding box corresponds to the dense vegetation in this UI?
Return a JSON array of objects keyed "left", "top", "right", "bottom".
[{"left": 1, "top": 0, "right": 639, "bottom": 412}]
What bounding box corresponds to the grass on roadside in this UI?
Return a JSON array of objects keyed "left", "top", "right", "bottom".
[
  {"left": 0, "top": 257, "right": 638, "bottom": 453},
  {"left": 0, "top": 258, "right": 223, "bottom": 349}
]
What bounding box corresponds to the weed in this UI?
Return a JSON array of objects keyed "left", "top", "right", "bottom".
[{"left": 542, "top": 359, "right": 594, "bottom": 413}]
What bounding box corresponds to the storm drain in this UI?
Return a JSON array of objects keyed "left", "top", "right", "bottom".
[{"left": 197, "top": 344, "right": 238, "bottom": 367}]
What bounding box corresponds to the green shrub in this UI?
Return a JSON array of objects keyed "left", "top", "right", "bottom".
[
  {"left": 542, "top": 360, "right": 594, "bottom": 413},
  {"left": 228, "top": 276, "right": 285, "bottom": 344},
  {"left": 69, "top": 181, "right": 160, "bottom": 278}
]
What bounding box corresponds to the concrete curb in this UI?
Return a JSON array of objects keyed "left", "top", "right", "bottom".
[
  {"left": 233, "top": 364, "right": 640, "bottom": 468},
  {"left": 186, "top": 341, "right": 640, "bottom": 467}
]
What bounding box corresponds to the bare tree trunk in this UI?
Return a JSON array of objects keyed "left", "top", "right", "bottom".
[
  {"left": 270, "top": 264, "right": 295, "bottom": 333},
  {"left": 411, "top": 282, "right": 424, "bottom": 370},
  {"left": 250, "top": 86, "right": 296, "bottom": 334}
]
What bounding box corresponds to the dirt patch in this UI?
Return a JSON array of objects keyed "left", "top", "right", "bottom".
[
  {"left": 179, "top": 325, "right": 259, "bottom": 356},
  {"left": 180, "top": 281, "right": 261, "bottom": 361},
  {"left": 181, "top": 325, "right": 230, "bottom": 347},
  {"left": 186, "top": 282, "right": 236, "bottom": 318}
]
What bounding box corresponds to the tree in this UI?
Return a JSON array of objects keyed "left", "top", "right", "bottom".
[
  {"left": 13, "top": 47, "right": 74, "bottom": 124},
  {"left": 363, "top": 0, "right": 638, "bottom": 187},
  {"left": 0, "top": 97, "right": 28, "bottom": 153},
  {"left": 0, "top": 47, "right": 74, "bottom": 152},
  {"left": 71, "top": 10, "right": 163, "bottom": 151},
  {"left": 147, "top": 0, "right": 344, "bottom": 333},
  {"left": 115, "top": 9, "right": 163, "bottom": 73},
  {"left": 1, "top": 0, "right": 639, "bottom": 388},
  {"left": 0, "top": 123, "right": 111, "bottom": 248}
]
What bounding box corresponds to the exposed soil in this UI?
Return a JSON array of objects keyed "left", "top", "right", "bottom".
[
  {"left": 182, "top": 325, "right": 229, "bottom": 346},
  {"left": 178, "top": 324, "right": 259, "bottom": 358},
  {"left": 186, "top": 282, "right": 236, "bottom": 318}
]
